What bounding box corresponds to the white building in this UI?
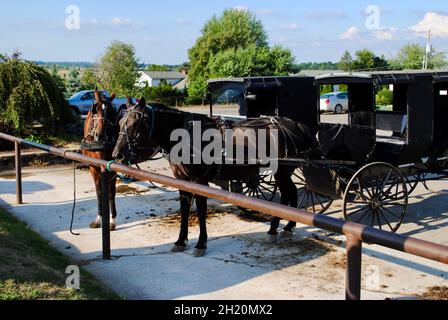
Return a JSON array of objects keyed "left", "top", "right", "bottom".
[{"left": 137, "top": 71, "right": 187, "bottom": 90}]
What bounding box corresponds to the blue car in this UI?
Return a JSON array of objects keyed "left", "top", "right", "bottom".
[{"left": 68, "top": 90, "right": 133, "bottom": 116}]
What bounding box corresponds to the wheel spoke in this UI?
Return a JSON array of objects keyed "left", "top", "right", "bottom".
[
  {"left": 381, "top": 206, "right": 403, "bottom": 220},
  {"left": 310, "top": 193, "right": 317, "bottom": 213},
  {"left": 347, "top": 205, "right": 370, "bottom": 217},
  {"left": 379, "top": 209, "right": 394, "bottom": 231},
  {"left": 354, "top": 207, "right": 371, "bottom": 223}
]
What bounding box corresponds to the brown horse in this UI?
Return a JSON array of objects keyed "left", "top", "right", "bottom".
[
  {"left": 113, "top": 100, "right": 319, "bottom": 257},
  {"left": 81, "top": 89, "right": 120, "bottom": 231}
]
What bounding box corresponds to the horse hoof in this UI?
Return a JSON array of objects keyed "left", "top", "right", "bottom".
[
  {"left": 267, "top": 234, "right": 278, "bottom": 243},
  {"left": 193, "top": 248, "right": 206, "bottom": 257},
  {"left": 171, "top": 245, "right": 186, "bottom": 253},
  {"left": 110, "top": 224, "right": 117, "bottom": 232},
  {"left": 89, "top": 222, "right": 101, "bottom": 229},
  {"left": 279, "top": 230, "right": 294, "bottom": 239}
]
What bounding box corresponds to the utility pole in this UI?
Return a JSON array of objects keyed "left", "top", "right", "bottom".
[{"left": 423, "top": 29, "right": 432, "bottom": 70}]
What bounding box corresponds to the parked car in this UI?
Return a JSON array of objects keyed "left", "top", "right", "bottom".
[
  {"left": 320, "top": 92, "right": 349, "bottom": 114},
  {"left": 68, "top": 90, "right": 134, "bottom": 116},
  {"left": 216, "top": 88, "right": 245, "bottom": 104}
]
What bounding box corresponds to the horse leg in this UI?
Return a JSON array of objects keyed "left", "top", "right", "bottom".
[
  {"left": 89, "top": 166, "right": 103, "bottom": 229},
  {"left": 109, "top": 173, "right": 118, "bottom": 231},
  {"left": 281, "top": 175, "right": 298, "bottom": 237},
  {"left": 171, "top": 191, "right": 193, "bottom": 253},
  {"left": 193, "top": 195, "right": 208, "bottom": 257}
]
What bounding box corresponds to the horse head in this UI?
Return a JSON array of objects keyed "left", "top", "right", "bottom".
[
  {"left": 84, "top": 88, "right": 118, "bottom": 145},
  {"left": 113, "top": 97, "right": 160, "bottom": 163}
]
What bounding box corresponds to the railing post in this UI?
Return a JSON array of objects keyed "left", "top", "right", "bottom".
[
  {"left": 101, "top": 166, "right": 111, "bottom": 260},
  {"left": 346, "top": 235, "right": 362, "bottom": 300},
  {"left": 15, "top": 142, "right": 22, "bottom": 205}
]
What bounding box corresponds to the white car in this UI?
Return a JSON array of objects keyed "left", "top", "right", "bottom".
[{"left": 320, "top": 92, "right": 348, "bottom": 114}]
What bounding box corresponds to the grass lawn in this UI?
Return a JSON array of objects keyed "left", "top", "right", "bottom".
[{"left": 0, "top": 207, "right": 120, "bottom": 300}]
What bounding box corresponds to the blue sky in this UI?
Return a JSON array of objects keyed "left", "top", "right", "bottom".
[{"left": 1, "top": 0, "right": 447, "bottom": 64}]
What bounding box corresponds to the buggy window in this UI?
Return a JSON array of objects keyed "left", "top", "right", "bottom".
[
  {"left": 210, "top": 83, "right": 246, "bottom": 116},
  {"left": 375, "top": 84, "right": 408, "bottom": 113},
  {"left": 319, "top": 83, "right": 374, "bottom": 127},
  {"left": 375, "top": 84, "right": 409, "bottom": 138}
]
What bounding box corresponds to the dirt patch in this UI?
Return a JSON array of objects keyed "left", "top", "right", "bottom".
[
  {"left": 116, "top": 185, "right": 148, "bottom": 195},
  {"left": 421, "top": 286, "right": 448, "bottom": 300},
  {"left": 237, "top": 211, "right": 272, "bottom": 223},
  {"left": 156, "top": 208, "right": 226, "bottom": 227},
  {"left": 327, "top": 254, "right": 347, "bottom": 269},
  {"left": 238, "top": 235, "right": 333, "bottom": 269}
]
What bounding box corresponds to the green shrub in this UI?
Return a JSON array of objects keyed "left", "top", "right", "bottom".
[
  {"left": 136, "top": 81, "right": 185, "bottom": 106},
  {"left": 0, "top": 58, "right": 73, "bottom": 134},
  {"left": 376, "top": 87, "right": 393, "bottom": 106}
]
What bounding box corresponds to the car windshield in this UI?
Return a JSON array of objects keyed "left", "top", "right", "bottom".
[{"left": 68, "top": 92, "right": 83, "bottom": 100}]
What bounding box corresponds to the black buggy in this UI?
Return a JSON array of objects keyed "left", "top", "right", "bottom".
[
  {"left": 208, "top": 71, "right": 448, "bottom": 232},
  {"left": 303, "top": 71, "right": 448, "bottom": 232},
  {"left": 207, "top": 76, "right": 322, "bottom": 209}
]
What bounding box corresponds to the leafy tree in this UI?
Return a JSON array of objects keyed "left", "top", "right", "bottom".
[
  {"left": 50, "top": 65, "right": 67, "bottom": 96},
  {"left": 146, "top": 64, "right": 170, "bottom": 71},
  {"left": 81, "top": 68, "right": 98, "bottom": 91},
  {"left": 338, "top": 50, "right": 353, "bottom": 71},
  {"left": 297, "top": 61, "right": 338, "bottom": 71},
  {"left": 339, "top": 49, "right": 389, "bottom": 71},
  {"left": 65, "top": 68, "right": 82, "bottom": 98},
  {"left": 188, "top": 9, "right": 296, "bottom": 102},
  {"left": 98, "top": 41, "right": 139, "bottom": 96},
  {"left": 391, "top": 43, "right": 448, "bottom": 70},
  {"left": 0, "top": 57, "right": 72, "bottom": 133},
  {"left": 269, "top": 45, "right": 298, "bottom": 75}
]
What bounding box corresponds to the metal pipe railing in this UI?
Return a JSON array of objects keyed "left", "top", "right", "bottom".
[{"left": 1, "top": 131, "right": 448, "bottom": 300}]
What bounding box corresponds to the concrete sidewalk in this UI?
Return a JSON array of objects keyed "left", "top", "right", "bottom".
[{"left": 0, "top": 163, "right": 447, "bottom": 300}]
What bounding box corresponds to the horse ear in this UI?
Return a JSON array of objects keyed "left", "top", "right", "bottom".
[
  {"left": 110, "top": 93, "right": 116, "bottom": 102},
  {"left": 126, "top": 97, "right": 135, "bottom": 108},
  {"left": 94, "top": 88, "right": 101, "bottom": 101},
  {"left": 138, "top": 97, "right": 146, "bottom": 106}
]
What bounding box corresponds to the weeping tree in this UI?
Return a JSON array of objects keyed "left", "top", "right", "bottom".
[{"left": 0, "top": 55, "right": 72, "bottom": 135}]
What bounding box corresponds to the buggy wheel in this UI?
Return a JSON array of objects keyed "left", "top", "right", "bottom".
[
  {"left": 343, "top": 162, "right": 408, "bottom": 233},
  {"left": 293, "top": 167, "right": 334, "bottom": 215},
  {"left": 406, "top": 173, "right": 421, "bottom": 195},
  {"left": 231, "top": 174, "right": 278, "bottom": 213}
]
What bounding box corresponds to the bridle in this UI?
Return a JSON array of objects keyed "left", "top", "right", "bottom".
[{"left": 119, "top": 104, "right": 158, "bottom": 161}]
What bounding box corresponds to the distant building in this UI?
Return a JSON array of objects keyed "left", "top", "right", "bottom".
[{"left": 136, "top": 70, "right": 188, "bottom": 90}]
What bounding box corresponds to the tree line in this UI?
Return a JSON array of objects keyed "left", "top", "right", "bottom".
[{"left": 1, "top": 8, "right": 447, "bottom": 139}]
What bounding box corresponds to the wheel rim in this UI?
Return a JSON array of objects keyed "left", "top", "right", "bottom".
[
  {"left": 343, "top": 163, "right": 408, "bottom": 232},
  {"left": 293, "top": 167, "right": 334, "bottom": 215}
]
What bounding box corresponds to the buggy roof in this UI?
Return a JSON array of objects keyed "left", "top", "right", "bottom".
[
  {"left": 316, "top": 70, "right": 448, "bottom": 85},
  {"left": 207, "top": 76, "right": 313, "bottom": 91}
]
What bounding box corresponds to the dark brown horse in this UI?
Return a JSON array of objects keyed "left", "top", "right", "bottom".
[
  {"left": 82, "top": 89, "right": 120, "bottom": 231},
  {"left": 112, "top": 100, "right": 319, "bottom": 256}
]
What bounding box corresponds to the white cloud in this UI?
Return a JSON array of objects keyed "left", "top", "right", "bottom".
[
  {"left": 372, "top": 28, "right": 397, "bottom": 41},
  {"left": 411, "top": 12, "right": 448, "bottom": 37},
  {"left": 281, "top": 23, "right": 300, "bottom": 30},
  {"left": 110, "top": 17, "right": 132, "bottom": 26},
  {"left": 339, "top": 27, "right": 359, "bottom": 40}
]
